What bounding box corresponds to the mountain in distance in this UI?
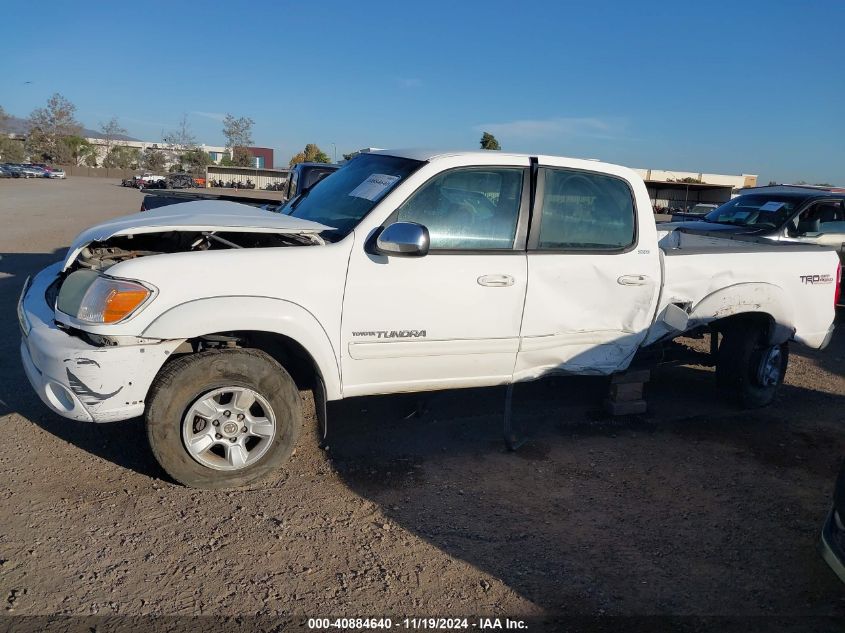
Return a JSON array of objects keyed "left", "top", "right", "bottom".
[{"left": 3, "top": 114, "right": 139, "bottom": 141}]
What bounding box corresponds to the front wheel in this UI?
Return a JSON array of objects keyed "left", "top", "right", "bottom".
[
  {"left": 146, "top": 349, "right": 301, "bottom": 488},
  {"left": 716, "top": 324, "right": 789, "bottom": 408}
]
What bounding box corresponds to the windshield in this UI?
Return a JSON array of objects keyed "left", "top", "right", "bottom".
[
  {"left": 287, "top": 154, "right": 423, "bottom": 238},
  {"left": 703, "top": 195, "right": 801, "bottom": 228}
]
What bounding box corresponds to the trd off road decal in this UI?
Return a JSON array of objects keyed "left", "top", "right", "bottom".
[
  {"left": 800, "top": 274, "right": 835, "bottom": 285},
  {"left": 352, "top": 330, "right": 427, "bottom": 339}
]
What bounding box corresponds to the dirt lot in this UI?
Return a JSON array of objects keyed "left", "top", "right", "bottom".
[{"left": 0, "top": 177, "right": 843, "bottom": 631}]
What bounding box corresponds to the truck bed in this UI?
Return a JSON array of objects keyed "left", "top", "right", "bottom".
[{"left": 650, "top": 228, "right": 839, "bottom": 349}]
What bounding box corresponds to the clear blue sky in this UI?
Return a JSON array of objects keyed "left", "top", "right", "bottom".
[{"left": 1, "top": 0, "right": 843, "bottom": 183}]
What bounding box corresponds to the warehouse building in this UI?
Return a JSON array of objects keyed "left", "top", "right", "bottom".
[{"left": 633, "top": 167, "right": 758, "bottom": 212}]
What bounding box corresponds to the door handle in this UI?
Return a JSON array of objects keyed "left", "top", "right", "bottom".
[
  {"left": 477, "top": 274, "right": 515, "bottom": 287},
  {"left": 617, "top": 274, "right": 650, "bottom": 286}
]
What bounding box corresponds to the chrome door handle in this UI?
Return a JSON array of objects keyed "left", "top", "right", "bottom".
[
  {"left": 478, "top": 274, "right": 515, "bottom": 287},
  {"left": 617, "top": 274, "right": 650, "bottom": 286}
]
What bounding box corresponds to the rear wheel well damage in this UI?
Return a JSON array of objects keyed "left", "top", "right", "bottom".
[{"left": 709, "top": 312, "right": 792, "bottom": 345}]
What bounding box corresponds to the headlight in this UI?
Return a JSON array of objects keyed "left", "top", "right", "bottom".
[
  {"left": 57, "top": 271, "right": 154, "bottom": 325},
  {"left": 77, "top": 276, "right": 152, "bottom": 324}
]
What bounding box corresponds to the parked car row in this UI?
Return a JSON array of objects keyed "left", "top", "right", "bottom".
[
  {"left": 0, "top": 163, "right": 66, "bottom": 179},
  {"left": 121, "top": 173, "right": 166, "bottom": 188}
]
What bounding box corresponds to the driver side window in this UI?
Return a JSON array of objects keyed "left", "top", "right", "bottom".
[
  {"left": 794, "top": 200, "right": 845, "bottom": 235},
  {"left": 395, "top": 168, "right": 524, "bottom": 250}
]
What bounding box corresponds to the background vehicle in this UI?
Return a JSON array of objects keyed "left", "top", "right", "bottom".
[
  {"left": 19, "top": 150, "right": 840, "bottom": 488},
  {"left": 0, "top": 164, "right": 12, "bottom": 178},
  {"left": 18, "top": 164, "right": 43, "bottom": 178},
  {"left": 284, "top": 162, "right": 339, "bottom": 201},
  {"left": 670, "top": 202, "right": 718, "bottom": 221},
  {"left": 820, "top": 459, "right": 845, "bottom": 584},
  {"left": 662, "top": 186, "right": 845, "bottom": 262},
  {"left": 46, "top": 167, "right": 66, "bottom": 179},
  {"left": 138, "top": 163, "right": 341, "bottom": 213}
]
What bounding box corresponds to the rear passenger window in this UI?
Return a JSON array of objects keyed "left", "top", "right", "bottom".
[{"left": 536, "top": 168, "right": 635, "bottom": 250}]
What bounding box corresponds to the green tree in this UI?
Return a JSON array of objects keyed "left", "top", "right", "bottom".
[
  {"left": 0, "top": 136, "right": 25, "bottom": 162},
  {"left": 57, "top": 135, "right": 96, "bottom": 166},
  {"left": 103, "top": 145, "right": 141, "bottom": 169},
  {"left": 182, "top": 148, "right": 212, "bottom": 174},
  {"left": 289, "top": 143, "right": 331, "bottom": 166},
  {"left": 232, "top": 146, "right": 254, "bottom": 167},
  {"left": 480, "top": 132, "right": 501, "bottom": 150},
  {"left": 0, "top": 106, "right": 26, "bottom": 162},
  {"left": 142, "top": 148, "right": 167, "bottom": 172},
  {"left": 26, "top": 93, "right": 82, "bottom": 162},
  {"left": 219, "top": 151, "right": 234, "bottom": 167}
]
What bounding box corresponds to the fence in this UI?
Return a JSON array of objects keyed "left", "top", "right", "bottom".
[{"left": 57, "top": 165, "right": 144, "bottom": 179}]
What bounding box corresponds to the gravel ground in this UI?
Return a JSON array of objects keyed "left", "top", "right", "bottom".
[{"left": 0, "top": 177, "right": 843, "bottom": 631}]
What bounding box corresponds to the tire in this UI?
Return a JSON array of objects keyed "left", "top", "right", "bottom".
[
  {"left": 716, "top": 323, "right": 789, "bottom": 408},
  {"left": 145, "top": 349, "right": 301, "bottom": 489}
]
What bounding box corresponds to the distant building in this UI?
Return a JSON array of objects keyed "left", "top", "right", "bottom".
[
  {"left": 632, "top": 167, "right": 758, "bottom": 212},
  {"left": 246, "top": 147, "right": 273, "bottom": 169}
]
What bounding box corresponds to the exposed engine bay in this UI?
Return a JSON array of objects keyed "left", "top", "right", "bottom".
[{"left": 73, "top": 230, "right": 319, "bottom": 272}]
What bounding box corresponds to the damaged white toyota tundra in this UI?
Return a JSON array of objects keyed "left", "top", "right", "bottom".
[{"left": 19, "top": 150, "right": 840, "bottom": 488}]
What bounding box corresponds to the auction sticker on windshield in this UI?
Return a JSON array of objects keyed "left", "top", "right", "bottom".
[
  {"left": 349, "top": 174, "right": 400, "bottom": 201},
  {"left": 759, "top": 201, "right": 785, "bottom": 212}
]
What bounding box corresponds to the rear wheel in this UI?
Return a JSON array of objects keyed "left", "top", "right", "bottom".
[
  {"left": 146, "top": 349, "right": 301, "bottom": 489},
  {"left": 716, "top": 323, "right": 789, "bottom": 408}
]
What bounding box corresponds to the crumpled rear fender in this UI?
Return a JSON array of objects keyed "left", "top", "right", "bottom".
[{"left": 689, "top": 282, "right": 795, "bottom": 344}]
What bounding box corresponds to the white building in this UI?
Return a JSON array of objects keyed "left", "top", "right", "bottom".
[
  {"left": 84, "top": 137, "right": 229, "bottom": 169},
  {"left": 632, "top": 167, "right": 758, "bottom": 190}
]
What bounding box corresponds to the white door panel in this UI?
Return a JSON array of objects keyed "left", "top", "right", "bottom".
[
  {"left": 516, "top": 253, "right": 659, "bottom": 378},
  {"left": 515, "top": 164, "right": 660, "bottom": 380},
  {"left": 342, "top": 250, "right": 527, "bottom": 395}
]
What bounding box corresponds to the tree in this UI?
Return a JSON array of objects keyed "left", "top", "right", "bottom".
[
  {"left": 480, "top": 132, "right": 501, "bottom": 151},
  {"left": 142, "top": 148, "right": 167, "bottom": 172},
  {"left": 182, "top": 148, "right": 212, "bottom": 174},
  {"left": 26, "top": 93, "right": 82, "bottom": 162},
  {"left": 58, "top": 135, "right": 96, "bottom": 166},
  {"left": 0, "top": 136, "right": 25, "bottom": 162},
  {"left": 289, "top": 143, "right": 331, "bottom": 166},
  {"left": 163, "top": 113, "right": 197, "bottom": 153},
  {"left": 0, "top": 106, "right": 26, "bottom": 161},
  {"left": 222, "top": 113, "right": 254, "bottom": 166},
  {"left": 98, "top": 117, "right": 127, "bottom": 162},
  {"left": 232, "top": 146, "right": 254, "bottom": 167},
  {"left": 103, "top": 145, "right": 141, "bottom": 169}
]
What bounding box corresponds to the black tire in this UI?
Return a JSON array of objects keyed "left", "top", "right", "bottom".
[
  {"left": 716, "top": 323, "right": 789, "bottom": 408},
  {"left": 145, "top": 349, "right": 301, "bottom": 489}
]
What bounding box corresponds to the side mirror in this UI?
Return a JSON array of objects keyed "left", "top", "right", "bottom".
[{"left": 375, "top": 222, "right": 430, "bottom": 257}]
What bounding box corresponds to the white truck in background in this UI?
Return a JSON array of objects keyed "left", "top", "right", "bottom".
[{"left": 18, "top": 150, "right": 840, "bottom": 488}]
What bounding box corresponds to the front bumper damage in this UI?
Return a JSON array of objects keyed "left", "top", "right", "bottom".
[{"left": 19, "top": 262, "right": 182, "bottom": 422}]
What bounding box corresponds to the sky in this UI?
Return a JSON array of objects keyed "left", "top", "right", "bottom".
[{"left": 0, "top": 0, "right": 843, "bottom": 184}]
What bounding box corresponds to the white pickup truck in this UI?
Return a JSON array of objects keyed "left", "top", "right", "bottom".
[{"left": 19, "top": 150, "right": 840, "bottom": 488}]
